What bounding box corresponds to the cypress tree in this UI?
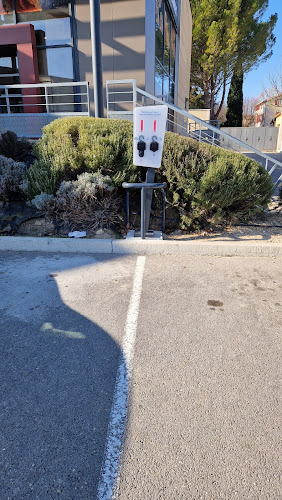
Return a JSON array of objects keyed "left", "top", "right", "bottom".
[{"left": 225, "top": 69, "right": 243, "bottom": 127}]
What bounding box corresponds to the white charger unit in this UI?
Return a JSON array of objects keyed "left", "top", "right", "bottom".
[{"left": 133, "top": 105, "right": 168, "bottom": 168}]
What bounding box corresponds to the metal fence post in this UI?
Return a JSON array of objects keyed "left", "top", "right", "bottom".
[
  {"left": 45, "top": 84, "right": 50, "bottom": 113},
  {"left": 132, "top": 79, "right": 137, "bottom": 111},
  {"left": 5, "top": 87, "right": 10, "bottom": 114},
  {"left": 161, "top": 188, "right": 166, "bottom": 234}
]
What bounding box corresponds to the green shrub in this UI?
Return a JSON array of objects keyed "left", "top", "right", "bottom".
[
  {"left": 25, "top": 117, "right": 138, "bottom": 197},
  {"left": 0, "top": 154, "right": 26, "bottom": 203},
  {"left": 24, "top": 159, "right": 62, "bottom": 199},
  {"left": 193, "top": 152, "right": 273, "bottom": 223},
  {"left": 157, "top": 132, "right": 274, "bottom": 228},
  {"left": 38, "top": 172, "right": 121, "bottom": 231},
  {"left": 25, "top": 116, "right": 274, "bottom": 229}
]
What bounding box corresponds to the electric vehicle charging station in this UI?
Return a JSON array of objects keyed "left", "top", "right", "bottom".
[
  {"left": 122, "top": 105, "right": 168, "bottom": 239},
  {"left": 133, "top": 105, "right": 168, "bottom": 168}
]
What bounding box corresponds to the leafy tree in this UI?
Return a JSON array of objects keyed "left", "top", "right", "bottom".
[
  {"left": 225, "top": 0, "right": 277, "bottom": 126},
  {"left": 190, "top": 0, "right": 277, "bottom": 121},
  {"left": 190, "top": 0, "right": 240, "bottom": 119},
  {"left": 189, "top": 85, "right": 204, "bottom": 109}
]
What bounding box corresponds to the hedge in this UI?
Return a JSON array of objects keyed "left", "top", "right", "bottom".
[{"left": 24, "top": 116, "right": 274, "bottom": 229}]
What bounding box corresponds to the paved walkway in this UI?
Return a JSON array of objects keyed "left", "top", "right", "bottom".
[
  {"left": 0, "top": 252, "right": 281, "bottom": 499},
  {"left": 245, "top": 152, "right": 282, "bottom": 188}
]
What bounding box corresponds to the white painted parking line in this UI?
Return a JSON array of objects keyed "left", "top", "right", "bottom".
[{"left": 96, "top": 256, "right": 146, "bottom": 500}]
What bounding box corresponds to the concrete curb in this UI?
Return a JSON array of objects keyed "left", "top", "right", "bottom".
[{"left": 1, "top": 236, "right": 282, "bottom": 257}]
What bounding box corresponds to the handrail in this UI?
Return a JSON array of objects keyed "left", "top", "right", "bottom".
[
  {"left": 135, "top": 86, "right": 282, "bottom": 169},
  {"left": 0, "top": 81, "right": 90, "bottom": 138},
  {"left": 0, "top": 81, "right": 89, "bottom": 89}
]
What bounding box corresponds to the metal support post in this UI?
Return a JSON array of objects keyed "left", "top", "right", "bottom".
[
  {"left": 144, "top": 167, "right": 155, "bottom": 233},
  {"left": 89, "top": 0, "right": 104, "bottom": 117},
  {"left": 161, "top": 188, "right": 166, "bottom": 233},
  {"left": 125, "top": 189, "right": 130, "bottom": 226},
  {"left": 122, "top": 182, "right": 166, "bottom": 238}
]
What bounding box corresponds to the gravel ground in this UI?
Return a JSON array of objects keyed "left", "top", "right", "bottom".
[{"left": 167, "top": 197, "right": 282, "bottom": 244}]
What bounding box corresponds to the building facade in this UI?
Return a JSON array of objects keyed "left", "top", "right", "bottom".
[
  {"left": 255, "top": 96, "right": 282, "bottom": 127},
  {"left": 0, "top": 0, "right": 192, "bottom": 115}
]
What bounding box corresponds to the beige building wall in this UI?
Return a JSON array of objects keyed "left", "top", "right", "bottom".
[
  {"left": 188, "top": 109, "right": 211, "bottom": 122},
  {"left": 177, "top": 0, "right": 192, "bottom": 110},
  {"left": 75, "top": 0, "right": 192, "bottom": 115},
  {"left": 187, "top": 109, "right": 210, "bottom": 133},
  {"left": 75, "top": 0, "right": 146, "bottom": 115}
]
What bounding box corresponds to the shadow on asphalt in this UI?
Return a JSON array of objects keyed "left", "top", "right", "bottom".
[{"left": 0, "top": 253, "right": 128, "bottom": 499}]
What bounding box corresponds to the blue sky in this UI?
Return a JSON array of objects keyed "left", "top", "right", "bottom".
[{"left": 243, "top": 0, "right": 282, "bottom": 99}]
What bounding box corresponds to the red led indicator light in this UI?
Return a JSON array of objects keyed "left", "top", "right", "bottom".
[
  {"left": 141, "top": 120, "right": 143, "bottom": 132},
  {"left": 154, "top": 120, "right": 157, "bottom": 132}
]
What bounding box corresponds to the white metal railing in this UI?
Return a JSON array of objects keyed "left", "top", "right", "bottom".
[
  {"left": 0, "top": 81, "right": 90, "bottom": 138},
  {"left": 106, "top": 79, "right": 282, "bottom": 187}
]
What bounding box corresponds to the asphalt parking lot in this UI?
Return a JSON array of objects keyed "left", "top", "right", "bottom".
[{"left": 0, "top": 252, "right": 281, "bottom": 499}]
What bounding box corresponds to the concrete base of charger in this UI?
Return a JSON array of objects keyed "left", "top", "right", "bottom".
[{"left": 126, "top": 230, "right": 163, "bottom": 240}]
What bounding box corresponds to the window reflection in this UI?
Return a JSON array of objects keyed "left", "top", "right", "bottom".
[
  {"left": 17, "top": 6, "right": 68, "bottom": 22},
  {"left": 155, "top": 0, "right": 176, "bottom": 103},
  {"left": 17, "top": 3, "right": 74, "bottom": 84},
  {"left": 0, "top": 0, "right": 12, "bottom": 14},
  {"left": 15, "top": 0, "right": 68, "bottom": 13},
  {"left": 37, "top": 46, "right": 73, "bottom": 82},
  {"left": 0, "top": 0, "right": 13, "bottom": 24},
  {"left": 164, "top": 7, "right": 170, "bottom": 74},
  {"left": 32, "top": 18, "right": 71, "bottom": 46},
  {"left": 155, "top": 0, "right": 163, "bottom": 61},
  {"left": 0, "top": 0, "right": 75, "bottom": 95}
]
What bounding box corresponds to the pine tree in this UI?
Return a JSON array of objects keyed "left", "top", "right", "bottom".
[
  {"left": 225, "top": 0, "right": 277, "bottom": 126},
  {"left": 190, "top": 0, "right": 277, "bottom": 120}
]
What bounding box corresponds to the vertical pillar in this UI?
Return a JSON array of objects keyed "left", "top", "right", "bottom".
[
  {"left": 17, "top": 25, "right": 41, "bottom": 113},
  {"left": 89, "top": 0, "right": 104, "bottom": 117}
]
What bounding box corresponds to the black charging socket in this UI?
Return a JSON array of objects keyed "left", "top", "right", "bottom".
[
  {"left": 137, "top": 140, "right": 146, "bottom": 157},
  {"left": 150, "top": 140, "right": 159, "bottom": 152},
  {"left": 150, "top": 135, "right": 159, "bottom": 152}
]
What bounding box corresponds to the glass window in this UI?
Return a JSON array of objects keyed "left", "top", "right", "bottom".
[
  {"left": 164, "top": 7, "right": 170, "bottom": 74},
  {"left": 169, "top": 78, "right": 174, "bottom": 100},
  {"left": 155, "top": 0, "right": 163, "bottom": 62},
  {"left": 0, "top": 1, "right": 74, "bottom": 88},
  {"left": 155, "top": 60, "right": 163, "bottom": 97},
  {"left": 170, "top": 25, "right": 176, "bottom": 81},
  {"left": 155, "top": 1, "right": 176, "bottom": 103},
  {"left": 37, "top": 46, "right": 73, "bottom": 81},
  {"left": 0, "top": 56, "right": 14, "bottom": 68},
  {"left": 33, "top": 17, "right": 72, "bottom": 46},
  {"left": 163, "top": 73, "right": 169, "bottom": 98}
]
